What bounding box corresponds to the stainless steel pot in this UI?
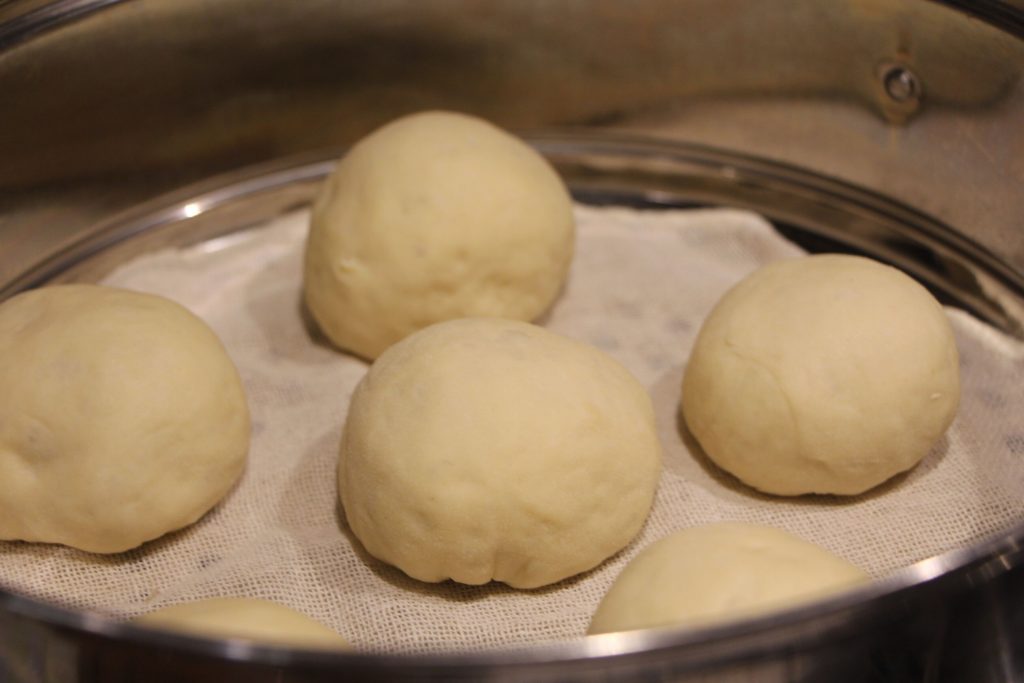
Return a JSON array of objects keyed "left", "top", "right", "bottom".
[{"left": 1, "top": 1, "right": 1022, "bottom": 681}]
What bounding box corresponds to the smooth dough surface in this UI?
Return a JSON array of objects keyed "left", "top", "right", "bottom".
[
  {"left": 0, "top": 285, "right": 250, "bottom": 553},
  {"left": 682, "top": 254, "right": 960, "bottom": 496},
  {"left": 588, "top": 522, "right": 869, "bottom": 634},
  {"left": 338, "top": 318, "right": 662, "bottom": 589},
  {"left": 135, "top": 598, "right": 348, "bottom": 648},
  {"left": 304, "top": 110, "right": 575, "bottom": 360}
]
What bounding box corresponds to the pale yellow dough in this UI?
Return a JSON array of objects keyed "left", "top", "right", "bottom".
[
  {"left": 0, "top": 285, "right": 250, "bottom": 553},
  {"left": 588, "top": 523, "right": 869, "bottom": 634},
  {"left": 304, "top": 110, "right": 575, "bottom": 360},
  {"left": 338, "top": 318, "right": 662, "bottom": 589},
  {"left": 135, "top": 598, "right": 348, "bottom": 649},
  {"left": 682, "top": 254, "right": 960, "bottom": 496}
]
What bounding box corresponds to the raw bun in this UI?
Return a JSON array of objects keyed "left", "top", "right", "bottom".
[
  {"left": 588, "top": 522, "right": 869, "bottom": 634},
  {"left": 338, "top": 318, "right": 662, "bottom": 589},
  {"left": 135, "top": 598, "right": 348, "bottom": 648},
  {"left": 304, "top": 110, "right": 575, "bottom": 360},
  {"left": 0, "top": 285, "right": 249, "bottom": 553},
  {"left": 682, "top": 254, "right": 960, "bottom": 496}
]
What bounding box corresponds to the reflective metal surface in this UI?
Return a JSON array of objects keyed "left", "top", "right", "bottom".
[
  {"left": 1, "top": 0, "right": 1023, "bottom": 681},
  {"left": 2, "top": 134, "right": 1024, "bottom": 682},
  {"left": 2, "top": 1, "right": 1023, "bottom": 282}
]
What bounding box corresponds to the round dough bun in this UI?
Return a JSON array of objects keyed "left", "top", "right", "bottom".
[
  {"left": 682, "top": 254, "right": 960, "bottom": 496},
  {"left": 135, "top": 598, "right": 347, "bottom": 649},
  {"left": 0, "top": 285, "right": 250, "bottom": 553},
  {"left": 339, "top": 318, "right": 662, "bottom": 589},
  {"left": 588, "top": 522, "right": 869, "bottom": 634},
  {"left": 304, "top": 110, "right": 575, "bottom": 360}
]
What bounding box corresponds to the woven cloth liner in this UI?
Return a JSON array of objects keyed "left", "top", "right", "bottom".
[{"left": 2, "top": 205, "right": 1021, "bottom": 653}]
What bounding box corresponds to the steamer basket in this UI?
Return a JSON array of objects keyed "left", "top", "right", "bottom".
[{"left": 1, "top": 2, "right": 1022, "bottom": 681}]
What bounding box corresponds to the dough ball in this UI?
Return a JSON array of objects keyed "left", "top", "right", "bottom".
[
  {"left": 0, "top": 285, "right": 250, "bottom": 553},
  {"left": 135, "top": 598, "right": 348, "bottom": 649},
  {"left": 682, "top": 254, "right": 959, "bottom": 496},
  {"left": 588, "top": 522, "right": 869, "bottom": 634},
  {"left": 304, "top": 110, "right": 575, "bottom": 360},
  {"left": 339, "top": 318, "right": 662, "bottom": 589}
]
